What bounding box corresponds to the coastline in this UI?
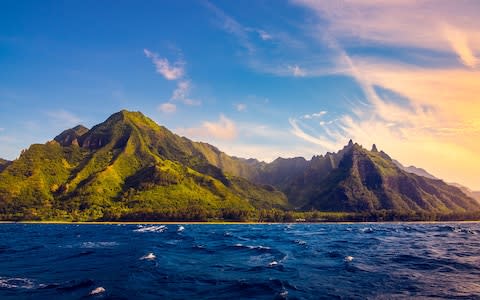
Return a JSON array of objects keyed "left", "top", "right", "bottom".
[{"left": 1, "top": 220, "right": 480, "bottom": 225}]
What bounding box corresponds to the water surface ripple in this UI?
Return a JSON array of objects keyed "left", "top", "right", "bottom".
[{"left": 1, "top": 223, "right": 479, "bottom": 299}]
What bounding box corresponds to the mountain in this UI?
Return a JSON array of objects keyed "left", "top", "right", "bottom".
[
  {"left": 393, "top": 160, "right": 480, "bottom": 203},
  {"left": 449, "top": 183, "right": 480, "bottom": 203},
  {"left": 393, "top": 160, "right": 438, "bottom": 180},
  {"left": 0, "top": 110, "right": 287, "bottom": 221},
  {"left": 0, "top": 158, "right": 11, "bottom": 172},
  {"left": 54, "top": 125, "right": 89, "bottom": 146},
  {"left": 250, "top": 141, "right": 479, "bottom": 214},
  {"left": 0, "top": 110, "right": 478, "bottom": 221}
]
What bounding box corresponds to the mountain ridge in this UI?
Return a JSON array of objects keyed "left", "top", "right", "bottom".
[{"left": 0, "top": 110, "right": 478, "bottom": 221}]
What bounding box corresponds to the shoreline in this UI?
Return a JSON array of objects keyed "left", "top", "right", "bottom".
[{"left": 1, "top": 220, "right": 480, "bottom": 225}]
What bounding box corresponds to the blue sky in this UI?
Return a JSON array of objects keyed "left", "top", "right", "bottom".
[{"left": 1, "top": 1, "right": 479, "bottom": 189}]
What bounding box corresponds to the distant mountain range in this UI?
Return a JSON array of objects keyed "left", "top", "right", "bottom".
[
  {"left": 393, "top": 160, "right": 480, "bottom": 202},
  {"left": 0, "top": 110, "right": 478, "bottom": 221}
]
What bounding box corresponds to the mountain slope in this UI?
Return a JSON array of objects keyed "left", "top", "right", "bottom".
[
  {"left": 0, "top": 110, "right": 287, "bottom": 221},
  {"left": 0, "top": 110, "right": 478, "bottom": 221},
  {"left": 393, "top": 160, "right": 438, "bottom": 180},
  {"left": 252, "top": 142, "right": 479, "bottom": 213},
  {"left": 393, "top": 160, "right": 480, "bottom": 203},
  {"left": 0, "top": 158, "right": 10, "bottom": 172}
]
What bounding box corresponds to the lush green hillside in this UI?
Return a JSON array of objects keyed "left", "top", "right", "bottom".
[
  {"left": 0, "top": 110, "right": 478, "bottom": 222},
  {"left": 0, "top": 110, "right": 287, "bottom": 221},
  {"left": 255, "top": 142, "right": 479, "bottom": 214}
]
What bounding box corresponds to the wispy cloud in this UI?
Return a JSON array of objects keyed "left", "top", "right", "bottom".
[
  {"left": 171, "top": 80, "right": 200, "bottom": 106},
  {"left": 46, "top": 109, "right": 82, "bottom": 127},
  {"left": 293, "top": 0, "right": 480, "bottom": 68},
  {"left": 302, "top": 111, "right": 327, "bottom": 119},
  {"left": 176, "top": 114, "right": 237, "bottom": 140},
  {"left": 288, "top": 65, "right": 306, "bottom": 77},
  {"left": 279, "top": 0, "right": 480, "bottom": 188},
  {"left": 158, "top": 102, "right": 176, "bottom": 114},
  {"left": 203, "top": 1, "right": 255, "bottom": 53},
  {"left": 256, "top": 29, "right": 272, "bottom": 41},
  {"left": 443, "top": 24, "right": 479, "bottom": 68},
  {"left": 235, "top": 103, "right": 247, "bottom": 112},
  {"left": 204, "top": 1, "right": 341, "bottom": 78},
  {"left": 144, "top": 48, "right": 201, "bottom": 112},
  {"left": 144, "top": 49, "right": 184, "bottom": 80}
]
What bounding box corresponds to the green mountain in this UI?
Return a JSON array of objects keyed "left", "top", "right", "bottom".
[
  {"left": 0, "top": 158, "right": 11, "bottom": 172},
  {"left": 0, "top": 110, "right": 287, "bottom": 221},
  {"left": 251, "top": 141, "right": 479, "bottom": 214},
  {"left": 0, "top": 110, "right": 478, "bottom": 221}
]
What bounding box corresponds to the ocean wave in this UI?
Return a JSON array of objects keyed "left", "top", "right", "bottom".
[
  {"left": 89, "top": 286, "right": 106, "bottom": 295},
  {"left": 233, "top": 244, "right": 271, "bottom": 251},
  {"left": 294, "top": 239, "right": 307, "bottom": 246},
  {"left": 360, "top": 227, "right": 375, "bottom": 233},
  {"left": 140, "top": 252, "right": 156, "bottom": 260},
  {"left": 133, "top": 225, "right": 167, "bottom": 233},
  {"left": 80, "top": 242, "right": 119, "bottom": 248},
  {"left": 0, "top": 277, "right": 42, "bottom": 289}
]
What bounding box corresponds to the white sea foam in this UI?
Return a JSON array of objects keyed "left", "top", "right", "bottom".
[
  {"left": 80, "top": 242, "right": 119, "bottom": 249},
  {"left": 269, "top": 261, "right": 279, "bottom": 267},
  {"left": 344, "top": 256, "right": 354, "bottom": 262},
  {"left": 177, "top": 225, "right": 185, "bottom": 232},
  {"left": 294, "top": 239, "right": 307, "bottom": 245},
  {"left": 134, "top": 225, "right": 167, "bottom": 233},
  {"left": 140, "top": 252, "right": 156, "bottom": 260},
  {"left": 279, "top": 290, "right": 288, "bottom": 298},
  {"left": 89, "top": 286, "right": 106, "bottom": 295},
  {"left": 234, "top": 244, "right": 271, "bottom": 250},
  {"left": 0, "top": 277, "right": 42, "bottom": 289},
  {"left": 360, "top": 227, "right": 374, "bottom": 233}
]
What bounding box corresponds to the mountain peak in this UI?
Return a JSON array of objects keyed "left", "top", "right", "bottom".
[
  {"left": 348, "top": 139, "right": 354, "bottom": 147},
  {"left": 54, "top": 124, "right": 89, "bottom": 146},
  {"left": 107, "top": 110, "right": 145, "bottom": 122},
  {"left": 371, "top": 144, "right": 378, "bottom": 152}
]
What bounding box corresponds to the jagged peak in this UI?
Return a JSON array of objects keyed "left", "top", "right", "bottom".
[
  {"left": 348, "top": 139, "right": 354, "bottom": 146},
  {"left": 371, "top": 144, "right": 378, "bottom": 152}
]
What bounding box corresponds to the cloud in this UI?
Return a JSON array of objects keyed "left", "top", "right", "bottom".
[
  {"left": 176, "top": 114, "right": 237, "bottom": 140},
  {"left": 255, "top": 29, "right": 272, "bottom": 41},
  {"left": 283, "top": 0, "right": 480, "bottom": 188},
  {"left": 0, "top": 128, "right": 4, "bottom": 132},
  {"left": 158, "top": 103, "right": 176, "bottom": 114},
  {"left": 144, "top": 48, "right": 185, "bottom": 80},
  {"left": 46, "top": 110, "right": 82, "bottom": 127},
  {"left": 170, "top": 80, "right": 200, "bottom": 105},
  {"left": 443, "top": 24, "right": 478, "bottom": 68},
  {"left": 235, "top": 103, "right": 247, "bottom": 112},
  {"left": 293, "top": 0, "right": 480, "bottom": 61},
  {"left": 203, "top": 1, "right": 255, "bottom": 53},
  {"left": 288, "top": 65, "right": 306, "bottom": 77},
  {"left": 302, "top": 111, "right": 327, "bottom": 119},
  {"left": 289, "top": 46, "right": 480, "bottom": 188}
]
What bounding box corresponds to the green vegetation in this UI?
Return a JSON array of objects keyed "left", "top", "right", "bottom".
[
  {"left": 0, "top": 110, "right": 478, "bottom": 222},
  {"left": 0, "top": 110, "right": 287, "bottom": 221}
]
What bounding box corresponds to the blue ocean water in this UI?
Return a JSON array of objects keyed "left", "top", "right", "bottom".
[{"left": 1, "top": 223, "right": 480, "bottom": 299}]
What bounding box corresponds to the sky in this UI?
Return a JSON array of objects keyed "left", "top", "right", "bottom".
[{"left": 0, "top": 0, "right": 479, "bottom": 189}]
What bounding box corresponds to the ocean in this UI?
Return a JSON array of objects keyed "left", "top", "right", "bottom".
[{"left": 0, "top": 223, "right": 479, "bottom": 299}]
